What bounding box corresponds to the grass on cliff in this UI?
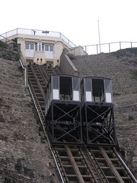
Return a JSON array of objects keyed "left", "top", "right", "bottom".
[
  {"left": 112, "top": 47, "right": 137, "bottom": 58},
  {"left": 130, "top": 69, "right": 137, "bottom": 80},
  {"left": 0, "top": 40, "right": 8, "bottom": 49},
  {"left": 0, "top": 39, "right": 20, "bottom": 61}
]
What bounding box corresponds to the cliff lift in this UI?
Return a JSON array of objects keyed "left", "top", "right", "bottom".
[
  {"left": 81, "top": 76, "right": 117, "bottom": 146},
  {"left": 45, "top": 74, "right": 83, "bottom": 144}
]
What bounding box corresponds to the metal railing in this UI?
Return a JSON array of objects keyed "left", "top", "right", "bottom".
[
  {"left": 114, "top": 148, "right": 137, "bottom": 183},
  {"left": 0, "top": 34, "right": 12, "bottom": 48},
  {"left": 0, "top": 28, "right": 76, "bottom": 48},
  {"left": 0, "top": 34, "right": 7, "bottom": 42},
  {"left": 83, "top": 41, "right": 137, "bottom": 55},
  {"left": 1, "top": 28, "right": 137, "bottom": 55},
  {"left": 19, "top": 58, "right": 27, "bottom": 88}
]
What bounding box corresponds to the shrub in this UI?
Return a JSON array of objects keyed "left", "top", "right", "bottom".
[
  {"left": 130, "top": 69, "right": 137, "bottom": 80},
  {"left": 0, "top": 40, "right": 8, "bottom": 49},
  {"left": 112, "top": 48, "right": 137, "bottom": 58},
  {"left": 128, "top": 115, "right": 134, "bottom": 121},
  {"left": 16, "top": 51, "right": 20, "bottom": 60}
]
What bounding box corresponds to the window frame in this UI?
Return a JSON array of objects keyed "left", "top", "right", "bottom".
[
  {"left": 50, "top": 45, "right": 53, "bottom": 51},
  {"left": 30, "top": 43, "right": 34, "bottom": 50},
  {"left": 25, "top": 43, "right": 29, "bottom": 49},
  {"left": 45, "top": 45, "right": 49, "bottom": 51}
]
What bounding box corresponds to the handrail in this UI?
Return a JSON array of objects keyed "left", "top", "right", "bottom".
[
  {"left": 0, "top": 28, "right": 76, "bottom": 48},
  {"left": 19, "top": 58, "right": 27, "bottom": 88},
  {"left": 28, "top": 81, "right": 64, "bottom": 183},
  {"left": 82, "top": 41, "right": 137, "bottom": 47},
  {"left": 114, "top": 148, "right": 137, "bottom": 183},
  {"left": 83, "top": 41, "right": 137, "bottom": 55},
  {"left": 1, "top": 28, "right": 137, "bottom": 55},
  {"left": 0, "top": 34, "right": 12, "bottom": 45}
]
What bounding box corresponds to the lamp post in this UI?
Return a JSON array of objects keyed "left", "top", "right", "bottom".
[{"left": 98, "top": 20, "right": 101, "bottom": 53}]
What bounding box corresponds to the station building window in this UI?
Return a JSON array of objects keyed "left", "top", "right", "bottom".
[
  {"left": 50, "top": 45, "right": 53, "bottom": 51},
  {"left": 45, "top": 45, "right": 49, "bottom": 51},
  {"left": 25, "top": 42, "right": 35, "bottom": 50},
  {"left": 45, "top": 44, "right": 54, "bottom": 51},
  {"left": 30, "top": 43, "right": 34, "bottom": 50},
  {"left": 25, "top": 42, "right": 54, "bottom": 52},
  {"left": 25, "top": 43, "right": 29, "bottom": 49}
]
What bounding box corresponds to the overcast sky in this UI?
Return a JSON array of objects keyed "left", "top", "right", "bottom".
[{"left": 0, "top": 0, "right": 137, "bottom": 47}]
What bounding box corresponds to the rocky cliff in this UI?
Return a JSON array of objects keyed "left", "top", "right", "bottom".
[
  {"left": 1, "top": 46, "right": 137, "bottom": 182},
  {"left": 70, "top": 48, "right": 137, "bottom": 178},
  {"left": 0, "top": 56, "right": 58, "bottom": 182}
]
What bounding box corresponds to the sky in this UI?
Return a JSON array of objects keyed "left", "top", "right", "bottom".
[{"left": 0, "top": 0, "right": 137, "bottom": 47}]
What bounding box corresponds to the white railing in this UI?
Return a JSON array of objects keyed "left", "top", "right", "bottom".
[
  {"left": 83, "top": 41, "right": 137, "bottom": 55},
  {"left": 19, "top": 58, "right": 27, "bottom": 88},
  {"left": 28, "top": 84, "right": 64, "bottom": 183},
  {"left": 0, "top": 34, "right": 11, "bottom": 44},
  {"left": 0, "top": 28, "right": 76, "bottom": 48},
  {"left": 114, "top": 148, "right": 137, "bottom": 182},
  {"left": 1, "top": 28, "right": 137, "bottom": 55}
]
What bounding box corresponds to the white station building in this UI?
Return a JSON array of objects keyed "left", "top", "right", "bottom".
[{"left": 0, "top": 28, "right": 86, "bottom": 67}]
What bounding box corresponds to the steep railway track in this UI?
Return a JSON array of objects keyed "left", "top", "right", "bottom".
[{"left": 27, "top": 63, "right": 136, "bottom": 183}]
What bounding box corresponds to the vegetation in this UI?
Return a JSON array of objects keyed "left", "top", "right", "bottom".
[
  {"left": 0, "top": 38, "right": 20, "bottom": 61},
  {"left": 130, "top": 69, "right": 137, "bottom": 80},
  {"left": 128, "top": 114, "right": 134, "bottom": 121},
  {"left": 112, "top": 48, "right": 137, "bottom": 58},
  {"left": 0, "top": 40, "right": 8, "bottom": 49},
  {"left": 16, "top": 51, "right": 20, "bottom": 60},
  {"left": 12, "top": 38, "right": 18, "bottom": 51}
]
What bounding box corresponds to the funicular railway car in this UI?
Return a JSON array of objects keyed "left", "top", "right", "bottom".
[
  {"left": 45, "top": 74, "right": 83, "bottom": 144},
  {"left": 81, "top": 76, "right": 117, "bottom": 146}
]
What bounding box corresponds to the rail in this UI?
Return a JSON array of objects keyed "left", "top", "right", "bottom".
[
  {"left": 19, "top": 58, "right": 27, "bottom": 88},
  {"left": 27, "top": 63, "right": 137, "bottom": 183},
  {"left": 1, "top": 28, "right": 137, "bottom": 56},
  {"left": 28, "top": 66, "right": 63, "bottom": 183},
  {"left": 0, "top": 34, "right": 11, "bottom": 44},
  {"left": 114, "top": 148, "right": 137, "bottom": 183},
  {"left": 0, "top": 28, "right": 76, "bottom": 48},
  {"left": 28, "top": 83, "right": 64, "bottom": 183},
  {"left": 83, "top": 41, "right": 137, "bottom": 55}
]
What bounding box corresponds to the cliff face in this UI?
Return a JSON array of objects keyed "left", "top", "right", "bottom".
[
  {"left": 0, "top": 57, "right": 57, "bottom": 182},
  {"left": 70, "top": 48, "right": 137, "bottom": 177},
  {"left": 1, "top": 47, "right": 137, "bottom": 181}
]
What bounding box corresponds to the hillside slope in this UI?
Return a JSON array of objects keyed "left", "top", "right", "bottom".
[
  {"left": 70, "top": 48, "right": 137, "bottom": 177},
  {"left": 0, "top": 58, "right": 58, "bottom": 182}
]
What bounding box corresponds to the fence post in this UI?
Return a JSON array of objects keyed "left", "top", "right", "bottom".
[
  {"left": 85, "top": 46, "right": 87, "bottom": 54},
  {"left": 119, "top": 42, "right": 121, "bottom": 50},
  {"left": 131, "top": 42, "right": 132, "bottom": 48},
  {"left": 6, "top": 32, "right": 7, "bottom": 44},
  {"left": 96, "top": 45, "right": 98, "bottom": 54},
  {"left": 109, "top": 43, "right": 110, "bottom": 53}
]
